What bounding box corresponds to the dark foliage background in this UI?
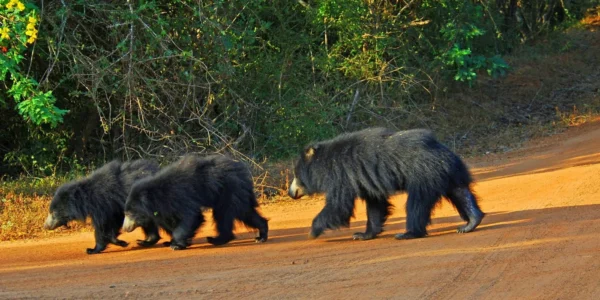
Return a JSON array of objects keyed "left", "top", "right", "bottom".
[{"left": 1, "top": 0, "right": 597, "bottom": 177}]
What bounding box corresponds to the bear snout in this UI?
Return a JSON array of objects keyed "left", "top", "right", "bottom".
[
  {"left": 122, "top": 215, "right": 137, "bottom": 232},
  {"left": 288, "top": 178, "right": 305, "bottom": 199},
  {"left": 43, "top": 213, "right": 60, "bottom": 230}
]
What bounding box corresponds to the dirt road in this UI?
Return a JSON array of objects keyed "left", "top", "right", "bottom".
[{"left": 2, "top": 121, "right": 600, "bottom": 299}]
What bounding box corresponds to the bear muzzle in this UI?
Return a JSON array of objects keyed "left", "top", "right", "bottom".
[
  {"left": 122, "top": 215, "right": 138, "bottom": 233},
  {"left": 43, "top": 213, "right": 61, "bottom": 230},
  {"left": 288, "top": 178, "right": 305, "bottom": 199}
]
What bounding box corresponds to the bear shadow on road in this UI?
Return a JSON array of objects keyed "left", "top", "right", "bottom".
[
  {"left": 231, "top": 203, "right": 600, "bottom": 246},
  {"left": 3, "top": 204, "right": 600, "bottom": 269},
  {"left": 142, "top": 203, "right": 600, "bottom": 249}
]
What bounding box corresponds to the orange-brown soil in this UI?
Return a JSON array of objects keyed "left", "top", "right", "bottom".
[{"left": 2, "top": 120, "right": 600, "bottom": 299}]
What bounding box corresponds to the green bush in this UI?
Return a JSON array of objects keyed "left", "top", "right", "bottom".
[
  {"left": 0, "top": 0, "right": 67, "bottom": 127},
  {"left": 1, "top": 0, "right": 596, "bottom": 176}
]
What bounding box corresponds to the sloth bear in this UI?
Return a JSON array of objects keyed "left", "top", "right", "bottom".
[
  {"left": 44, "top": 160, "right": 161, "bottom": 254},
  {"left": 288, "top": 127, "right": 484, "bottom": 240},
  {"left": 122, "top": 154, "right": 269, "bottom": 250}
]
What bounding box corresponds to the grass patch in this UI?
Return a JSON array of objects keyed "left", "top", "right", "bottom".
[{"left": 0, "top": 176, "right": 92, "bottom": 241}]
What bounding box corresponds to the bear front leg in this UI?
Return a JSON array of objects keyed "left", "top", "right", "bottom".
[
  {"left": 169, "top": 228, "right": 192, "bottom": 250},
  {"left": 137, "top": 222, "right": 161, "bottom": 247},
  {"left": 108, "top": 217, "right": 128, "bottom": 248},
  {"left": 87, "top": 242, "right": 108, "bottom": 254},
  {"left": 88, "top": 220, "right": 125, "bottom": 254},
  {"left": 170, "top": 213, "right": 204, "bottom": 250},
  {"left": 110, "top": 237, "right": 129, "bottom": 248},
  {"left": 87, "top": 244, "right": 107, "bottom": 254},
  {"left": 310, "top": 193, "right": 355, "bottom": 239},
  {"left": 87, "top": 230, "right": 110, "bottom": 254}
]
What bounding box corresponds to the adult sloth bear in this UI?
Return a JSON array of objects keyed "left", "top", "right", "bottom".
[
  {"left": 122, "top": 155, "right": 269, "bottom": 250},
  {"left": 44, "top": 160, "right": 161, "bottom": 254},
  {"left": 288, "top": 128, "right": 484, "bottom": 240}
]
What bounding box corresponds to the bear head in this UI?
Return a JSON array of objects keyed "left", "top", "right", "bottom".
[
  {"left": 288, "top": 144, "right": 321, "bottom": 199},
  {"left": 123, "top": 186, "right": 151, "bottom": 233},
  {"left": 44, "top": 182, "right": 87, "bottom": 230}
]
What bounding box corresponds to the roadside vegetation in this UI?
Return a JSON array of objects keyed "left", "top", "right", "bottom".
[{"left": 1, "top": 1, "right": 599, "bottom": 240}]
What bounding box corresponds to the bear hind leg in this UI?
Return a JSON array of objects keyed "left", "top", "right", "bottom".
[
  {"left": 447, "top": 186, "right": 484, "bottom": 233},
  {"left": 207, "top": 209, "right": 236, "bottom": 246},
  {"left": 353, "top": 198, "right": 391, "bottom": 241},
  {"left": 239, "top": 209, "right": 269, "bottom": 243}
]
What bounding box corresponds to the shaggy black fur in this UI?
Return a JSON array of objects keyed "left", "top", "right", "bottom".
[
  {"left": 123, "top": 155, "right": 269, "bottom": 250},
  {"left": 288, "top": 127, "right": 485, "bottom": 240},
  {"left": 44, "top": 160, "right": 161, "bottom": 254}
]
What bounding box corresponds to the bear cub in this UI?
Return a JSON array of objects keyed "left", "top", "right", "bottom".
[
  {"left": 123, "top": 154, "right": 269, "bottom": 250},
  {"left": 44, "top": 160, "right": 161, "bottom": 254}
]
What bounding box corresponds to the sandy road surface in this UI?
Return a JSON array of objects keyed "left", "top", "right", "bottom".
[{"left": 2, "top": 121, "right": 600, "bottom": 299}]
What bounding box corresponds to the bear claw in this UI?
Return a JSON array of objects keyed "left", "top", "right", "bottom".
[{"left": 170, "top": 244, "right": 186, "bottom": 250}]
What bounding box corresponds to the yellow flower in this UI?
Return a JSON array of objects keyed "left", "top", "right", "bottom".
[
  {"left": 5, "top": 0, "right": 24, "bottom": 11},
  {"left": 28, "top": 16, "right": 37, "bottom": 25},
  {"left": 26, "top": 28, "right": 37, "bottom": 37},
  {"left": 26, "top": 23, "right": 36, "bottom": 31},
  {"left": 0, "top": 27, "right": 10, "bottom": 40},
  {"left": 27, "top": 33, "right": 37, "bottom": 44}
]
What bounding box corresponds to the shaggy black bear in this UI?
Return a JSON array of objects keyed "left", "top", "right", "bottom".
[
  {"left": 122, "top": 155, "right": 269, "bottom": 250},
  {"left": 44, "top": 160, "right": 161, "bottom": 254},
  {"left": 288, "top": 128, "right": 484, "bottom": 240}
]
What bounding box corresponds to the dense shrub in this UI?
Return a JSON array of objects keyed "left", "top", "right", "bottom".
[{"left": 1, "top": 0, "right": 597, "bottom": 175}]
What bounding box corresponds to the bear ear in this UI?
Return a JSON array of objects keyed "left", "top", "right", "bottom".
[{"left": 304, "top": 145, "right": 319, "bottom": 160}]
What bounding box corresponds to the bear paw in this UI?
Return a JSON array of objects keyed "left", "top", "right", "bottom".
[
  {"left": 352, "top": 232, "right": 376, "bottom": 240},
  {"left": 457, "top": 214, "right": 484, "bottom": 233},
  {"left": 170, "top": 243, "right": 186, "bottom": 250},
  {"left": 137, "top": 239, "right": 159, "bottom": 247},
  {"left": 86, "top": 248, "right": 102, "bottom": 255},
  {"left": 207, "top": 236, "right": 233, "bottom": 246},
  {"left": 394, "top": 231, "right": 425, "bottom": 240},
  {"left": 114, "top": 240, "right": 129, "bottom": 248},
  {"left": 308, "top": 227, "right": 323, "bottom": 239}
]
